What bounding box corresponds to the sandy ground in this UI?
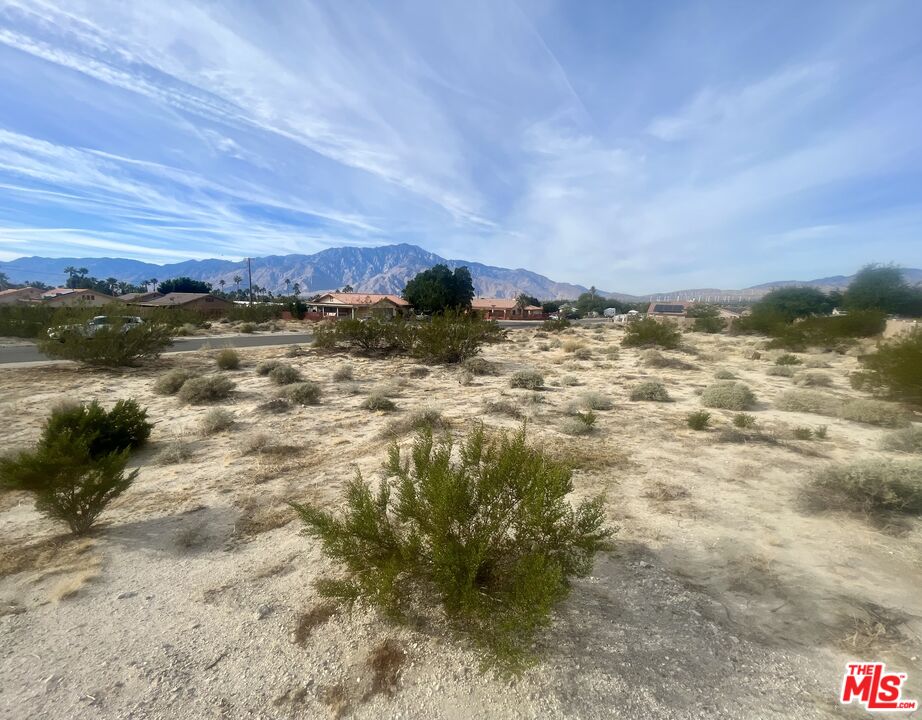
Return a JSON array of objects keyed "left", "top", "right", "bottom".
[{"left": 0, "top": 325, "right": 920, "bottom": 719}]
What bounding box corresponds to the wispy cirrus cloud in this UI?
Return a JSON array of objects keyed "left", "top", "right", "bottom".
[{"left": 0, "top": 0, "right": 920, "bottom": 293}]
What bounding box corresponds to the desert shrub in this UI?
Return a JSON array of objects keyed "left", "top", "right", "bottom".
[
  {"left": 177, "top": 375, "right": 235, "bottom": 404},
  {"left": 784, "top": 426, "right": 815, "bottom": 441},
  {"left": 629, "top": 381, "right": 670, "bottom": 402},
  {"left": 154, "top": 369, "right": 194, "bottom": 395},
  {"left": 559, "top": 375, "right": 581, "bottom": 387},
  {"left": 746, "top": 350, "right": 762, "bottom": 360},
  {"left": 803, "top": 357, "right": 831, "bottom": 368},
  {"left": 459, "top": 369, "right": 474, "bottom": 386},
  {"left": 463, "top": 357, "right": 499, "bottom": 376},
  {"left": 639, "top": 349, "right": 694, "bottom": 370},
  {"left": 572, "top": 347, "right": 592, "bottom": 360},
  {"left": 815, "top": 425, "right": 828, "bottom": 439},
  {"left": 851, "top": 328, "right": 922, "bottom": 404},
  {"left": 241, "top": 433, "right": 272, "bottom": 455},
  {"left": 290, "top": 424, "right": 612, "bottom": 671},
  {"left": 37, "top": 321, "right": 173, "bottom": 367},
  {"left": 807, "top": 460, "right": 922, "bottom": 514},
  {"left": 258, "top": 398, "right": 292, "bottom": 414},
  {"left": 692, "top": 315, "right": 726, "bottom": 334},
  {"left": 561, "top": 410, "right": 597, "bottom": 436},
  {"left": 714, "top": 369, "right": 735, "bottom": 380},
  {"left": 795, "top": 371, "right": 832, "bottom": 387},
  {"left": 412, "top": 314, "right": 506, "bottom": 364},
  {"left": 767, "top": 365, "right": 795, "bottom": 377},
  {"left": 268, "top": 364, "right": 302, "bottom": 385},
  {"left": 537, "top": 342, "right": 550, "bottom": 352},
  {"left": 483, "top": 400, "right": 524, "bottom": 419},
  {"left": 510, "top": 369, "right": 544, "bottom": 390},
  {"left": 363, "top": 393, "right": 397, "bottom": 412},
  {"left": 238, "top": 322, "right": 257, "bottom": 334},
  {"left": 0, "top": 438, "right": 137, "bottom": 535},
  {"left": 157, "top": 439, "right": 194, "bottom": 465},
  {"left": 285, "top": 345, "right": 305, "bottom": 358},
  {"left": 839, "top": 399, "right": 909, "bottom": 428},
  {"left": 775, "top": 354, "right": 802, "bottom": 366},
  {"left": 285, "top": 381, "right": 322, "bottom": 406},
  {"left": 215, "top": 348, "right": 240, "bottom": 370},
  {"left": 332, "top": 364, "right": 354, "bottom": 382},
  {"left": 44, "top": 400, "right": 152, "bottom": 456},
  {"left": 0, "top": 401, "right": 147, "bottom": 534},
  {"left": 256, "top": 359, "right": 283, "bottom": 375},
  {"left": 406, "top": 366, "right": 430, "bottom": 379},
  {"left": 733, "top": 413, "right": 756, "bottom": 428},
  {"left": 881, "top": 427, "right": 922, "bottom": 454},
  {"left": 622, "top": 317, "right": 681, "bottom": 349},
  {"left": 776, "top": 389, "right": 842, "bottom": 416},
  {"left": 561, "top": 340, "right": 583, "bottom": 353},
  {"left": 201, "top": 408, "right": 235, "bottom": 435},
  {"left": 686, "top": 411, "right": 711, "bottom": 430},
  {"left": 541, "top": 318, "right": 570, "bottom": 332},
  {"left": 579, "top": 392, "right": 613, "bottom": 411},
  {"left": 700, "top": 382, "right": 756, "bottom": 411}
]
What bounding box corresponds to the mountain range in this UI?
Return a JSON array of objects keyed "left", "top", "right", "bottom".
[{"left": 1, "top": 244, "right": 919, "bottom": 301}]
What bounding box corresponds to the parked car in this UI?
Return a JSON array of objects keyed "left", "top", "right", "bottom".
[{"left": 47, "top": 315, "right": 145, "bottom": 340}]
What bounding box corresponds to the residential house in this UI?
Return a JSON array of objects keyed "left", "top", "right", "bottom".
[
  {"left": 306, "top": 292, "right": 411, "bottom": 319},
  {"left": 42, "top": 288, "right": 121, "bottom": 307},
  {"left": 0, "top": 287, "right": 43, "bottom": 305},
  {"left": 646, "top": 301, "right": 690, "bottom": 317},
  {"left": 470, "top": 298, "right": 544, "bottom": 320},
  {"left": 134, "top": 292, "right": 236, "bottom": 315},
  {"left": 118, "top": 291, "right": 163, "bottom": 303}
]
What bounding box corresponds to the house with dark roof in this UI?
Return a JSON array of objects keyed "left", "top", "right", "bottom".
[
  {"left": 42, "top": 288, "right": 121, "bottom": 307},
  {"left": 0, "top": 287, "right": 43, "bottom": 305},
  {"left": 133, "top": 292, "right": 235, "bottom": 315},
  {"left": 118, "top": 291, "right": 163, "bottom": 303},
  {"left": 646, "top": 301, "right": 690, "bottom": 317}
]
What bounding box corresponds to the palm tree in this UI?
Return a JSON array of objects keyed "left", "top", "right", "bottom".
[
  {"left": 105, "top": 277, "right": 118, "bottom": 294},
  {"left": 284, "top": 278, "right": 291, "bottom": 295},
  {"left": 219, "top": 279, "right": 226, "bottom": 293},
  {"left": 233, "top": 274, "right": 243, "bottom": 291},
  {"left": 292, "top": 282, "right": 300, "bottom": 296},
  {"left": 149, "top": 278, "right": 158, "bottom": 291},
  {"left": 0, "top": 271, "right": 9, "bottom": 290}
]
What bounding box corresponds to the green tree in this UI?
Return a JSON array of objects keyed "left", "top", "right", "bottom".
[
  {"left": 844, "top": 264, "right": 922, "bottom": 316},
  {"left": 515, "top": 293, "right": 540, "bottom": 310},
  {"left": 157, "top": 277, "right": 212, "bottom": 294},
  {"left": 0, "top": 271, "right": 10, "bottom": 290},
  {"left": 686, "top": 303, "right": 726, "bottom": 333},
  {"left": 402, "top": 264, "right": 475, "bottom": 315}
]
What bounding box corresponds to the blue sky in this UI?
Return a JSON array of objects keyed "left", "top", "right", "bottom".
[{"left": 0, "top": 0, "right": 919, "bottom": 294}]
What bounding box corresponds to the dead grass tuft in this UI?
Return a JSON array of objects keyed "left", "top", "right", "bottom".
[{"left": 364, "top": 638, "right": 406, "bottom": 700}]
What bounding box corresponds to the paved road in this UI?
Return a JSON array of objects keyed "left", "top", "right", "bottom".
[{"left": 0, "top": 332, "right": 315, "bottom": 365}]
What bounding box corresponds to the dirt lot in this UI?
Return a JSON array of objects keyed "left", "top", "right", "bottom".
[{"left": 1, "top": 325, "right": 919, "bottom": 719}]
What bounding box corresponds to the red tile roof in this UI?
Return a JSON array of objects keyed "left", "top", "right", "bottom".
[{"left": 471, "top": 298, "right": 541, "bottom": 310}]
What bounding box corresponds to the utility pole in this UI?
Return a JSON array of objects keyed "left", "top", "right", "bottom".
[{"left": 247, "top": 257, "right": 254, "bottom": 305}]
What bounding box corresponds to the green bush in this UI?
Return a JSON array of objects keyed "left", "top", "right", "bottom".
[
  {"left": 881, "top": 426, "right": 922, "bottom": 454},
  {"left": 44, "top": 400, "right": 152, "bottom": 457},
  {"left": 579, "top": 392, "right": 613, "bottom": 411},
  {"left": 290, "top": 424, "right": 612, "bottom": 671},
  {"left": 154, "top": 368, "right": 194, "bottom": 395},
  {"left": 792, "top": 427, "right": 813, "bottom": 440},
  {"left": 0, "top": 401, "right": 147, "bottom": 535},
  {"left": 808, "top": 460, "right": 922, "bottom": 514},
  {"left": 733, "top": 413, "right": 756, "bottom": 428},
  {"left": 412, "top": 314, "right": 506, "bottom": 364},
  {"left": 687, "top": 304, "right": 726, "bottom": 334},
  {"left": 384, "top": 408, "right": 448, "bottom": 437},
  {"left": 629, "top": 381, "right": 670, "bottom": 402},
  {"left": 766, "top": 365, "right": 795, "bottom": 377},
  {"left": 700, "top": 382, "right": 756, "bottom": 410},
  {"left": 215, "top": 348, "right": 240, "bottom": 370},
  {"left": 200, "top": 408, "right": 235, "bottom": 435},
  {"left": 239, "top": 322, "right": 257, "bottom": 334},
  {"left": 686, "top": 411, "right": 711, "bottom": 430},
  {"left": 714, "top": 369, "right": 735, "bottom": 380},
  {"left": 0, "top": 438, "right": 137, "bottom": 535},
  {"left": 775, "top": 354, "right": 802, "bottom": 366},
  {"left": 510, "top": 369, "right": 544, "bottom": 390},
  {"left": 622, "top": 317, "right": 681, "bottom": 349},
  {"left": 268, "top": 364, "right": 302, "bottom": 385},
  {"left": 851, "top": 328, "right": 922, "bottom": 404},
  {"left": 363, "top": 393, "right": 397, "bottom": 412},
  {"left": 560, "top": 411, "right": 597, "bottom": 436},
  {"left": 37, "top": 322, "right": 173, "bottom": 367},
  {"left": 839, "top": 399, "right": 909, "bottom": 428},
  {"left": 177, "top": 375, "right": 235, "bottom": 404}
]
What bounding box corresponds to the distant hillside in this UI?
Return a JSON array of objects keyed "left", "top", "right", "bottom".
[{"left": 0, "top": 244, "right": 599, "bottom": 301}]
